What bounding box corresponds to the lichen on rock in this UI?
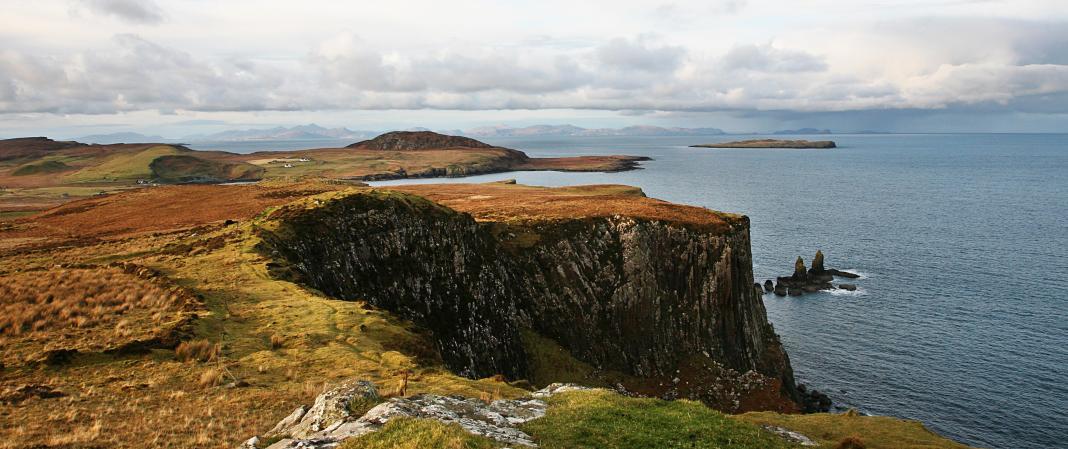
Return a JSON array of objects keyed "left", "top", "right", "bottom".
[{"left": 242, "top": 381, "right": 595, "bottom": 449}]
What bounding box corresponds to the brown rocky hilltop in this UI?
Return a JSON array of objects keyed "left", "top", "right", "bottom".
[{"left": 346, "top": 131, "right": 495, "bottom": 150}]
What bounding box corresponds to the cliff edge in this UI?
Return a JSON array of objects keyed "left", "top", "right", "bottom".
[{"left": 256, "top": 183, "right": 798, "bottom": 412}]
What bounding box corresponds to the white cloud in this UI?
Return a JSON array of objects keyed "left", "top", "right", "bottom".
[
  {"left": 73, "top": 0, "right": 166, "bottom": 25},
  {"left": 720, "top": 44, "right": 827, "bottom": 73},
  {"left": 0, "top": 0, "right": 1066, "bottom": 128},
  {"left": 595, "top": 37, "right": 686, "bottom": 73}
]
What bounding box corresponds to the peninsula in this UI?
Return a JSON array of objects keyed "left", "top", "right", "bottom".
[
  {"left": 0, "top": 131, "right": 970, "bottom": 449},
  {"left": 691, "top": 139, "right": 837, "bottom": 149},
  {"left": 0, "top": 131, "right": 648, "bottom": 214}
]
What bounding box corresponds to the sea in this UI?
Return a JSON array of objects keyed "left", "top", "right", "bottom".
[{"left": 195, "top": 134, "right": 1068, "bottom": 449}]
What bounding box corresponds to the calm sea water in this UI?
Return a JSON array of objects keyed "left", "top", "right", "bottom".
[{"left": 365, "top": 134, "right": 1068, "bottom": 449}]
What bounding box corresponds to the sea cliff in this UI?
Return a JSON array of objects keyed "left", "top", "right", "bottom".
[{"left": 256, "top": 186, "right": 798, "bottom": 411}]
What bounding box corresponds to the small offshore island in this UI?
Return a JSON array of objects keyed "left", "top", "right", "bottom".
[
  {"left": 0, "top": 131, "right": 972, "bottom": 449},
  {"left": 691, "top": 139, "right": 837, "bottom": 149}
]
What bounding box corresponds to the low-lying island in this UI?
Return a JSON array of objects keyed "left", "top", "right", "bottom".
[{"left": 691, "top": 139, "right": 836, "bottom": 149}]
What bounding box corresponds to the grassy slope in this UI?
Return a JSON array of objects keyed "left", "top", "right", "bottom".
[
  {"left": 0, "top": 183, "right": 977, "bottom": 449},
  {"left": 0, "top": 184, "right": 527, "bottom": 448},
  {"left": 66, "top": 145, "right": 184, "bottom": 182},
  {"left": 737, "top": 412, "right": 974, "bottom": 449}
]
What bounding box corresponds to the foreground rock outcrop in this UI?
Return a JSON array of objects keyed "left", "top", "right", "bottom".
[
  {"left": 256, "top": 185, "right": 799, "bottom": 410},
  {"left": 242, "top": 381, "right": 592, "bottom": 449}
]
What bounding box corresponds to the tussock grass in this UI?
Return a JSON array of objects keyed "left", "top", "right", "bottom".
[
  {"left": 269, "top": 334, "right": 285, "bottom": 350},
  {"left": 198, "top": 368, "right": 224, "bottom": 388},
  {"left": 176, "top": 339, "right": 219, "bottom": 363},
  {"left": 0, "top": 267, "right": 186, "bottom": 336}
]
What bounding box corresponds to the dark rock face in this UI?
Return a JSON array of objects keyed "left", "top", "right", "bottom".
[
  {"left": 257, "top": 193, "right": 528, "bottom": 378},
  {"left": 796, "top": 384, "right": 833, "bottom": 413},
  {"left": 838, "top": 283, "right": 857, "bottom": 291},
  {"left": 764, "top": 280, "right": 774, "bottom": 293},
  {"left": 811, "top": 250, "right": 825, "bottom": 273},
  {"left": 257, "top": 191, "right": 799, "bottom": 407},
  {"left": 347, "top": 131, "right": 495, "bottom": 151},
  {"left": 827, "top": 269, "right": 860, "bottom": 279},
  {"left": 793, "top": 257, "right": 807, "bottom": 280}
]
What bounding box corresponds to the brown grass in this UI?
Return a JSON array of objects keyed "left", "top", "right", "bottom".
[
  {"left": 198, "top": 369, "right": 224, "bottom": 388},
  {"left": 0, "top": 266, "right": 199, "bottom": 366},
  {"left": 384, "top": 182, "right": 742, "bottom": 232},
  {"left": 0, "top": 268, "right": 186, "bottom": 337},
  {"left": 176, "top": 339, "right": 219, "bottom": 363}
]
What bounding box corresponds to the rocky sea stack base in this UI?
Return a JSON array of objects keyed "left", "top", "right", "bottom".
[{"left": 763, "top": 250, "right": 860, "bottom": 297}]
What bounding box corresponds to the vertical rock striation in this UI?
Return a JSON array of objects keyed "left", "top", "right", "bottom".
[{"left": 257, "top": 190, "right": 798, "bottom": 408}]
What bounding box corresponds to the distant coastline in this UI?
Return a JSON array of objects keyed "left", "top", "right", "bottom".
[{"left": 691, "top": 139, "right": 837, "bottom": 149}]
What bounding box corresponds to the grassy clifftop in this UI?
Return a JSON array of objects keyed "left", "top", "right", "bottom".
[{"left": 0, "top": 181, "right": 973, "bottom": 449}]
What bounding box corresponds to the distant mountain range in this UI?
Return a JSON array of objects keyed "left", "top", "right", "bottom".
[
  {"left": 772, "top": 128, "right": 832, "bottom": 135},
  {"left": 454, "top": 125, "right": 727, "bottom": 137},
  {"left": 183, "top": 124, "right": 377, "bottom": 142},
  {"left": 76, "top": 132, "right": 167, "bottom": 144},
  {"left": 76, "top": 125, "right": 377, "bottom": 144},
  {"left": 73, "top": 124, "right": 855, "bottom": 145}
]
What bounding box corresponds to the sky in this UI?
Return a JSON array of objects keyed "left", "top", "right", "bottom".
[{"left": 2, "top": 0, "right": 1068, "bottom": 138}]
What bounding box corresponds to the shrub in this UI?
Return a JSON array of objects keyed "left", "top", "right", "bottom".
[
  {"left": 270, "top": 334, "right": 285, "bottom": 350},
  {"left": 836, "top": 435, "right": 867, "bottom": 449},
  {"left": 175, "top": 339, "right": 219, "bottom": 363}
]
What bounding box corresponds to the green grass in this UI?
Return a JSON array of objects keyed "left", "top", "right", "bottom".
[
  {"left": 337, "top": 418, "right": 501, "bottom": 449},
  {"left": 149, "top": 154, "right": 264, "bottom": 182},
  {"left": 520, "top": 390, "right": 799, "bottom": 449},
  {"left": 521, "top": 329, "right": 613, "bottom": 388},
  {"left": 12, "top": 160, "right": 73, "bottom": 176},
  {"left": 67, "top": 145, "right": 183, "bottom": 181},
  {"left": 737, "top": 411, "right": 975, "bottom": 449}
]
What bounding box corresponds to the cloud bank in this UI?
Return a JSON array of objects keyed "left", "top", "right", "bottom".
[{"left": 2, "top": 1, "right": 1068, "bottom": 127}]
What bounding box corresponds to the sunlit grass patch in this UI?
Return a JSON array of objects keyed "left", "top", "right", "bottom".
[
  {"left": 337, "top": 418, "right": 501, "bottom": 449},
  {"left": 736, "top": 411, "right": 974, "bottom": 449},
  {"left": 521, "top": 390, "right": 797, "bottom": 449}
]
